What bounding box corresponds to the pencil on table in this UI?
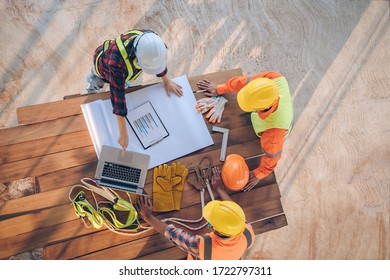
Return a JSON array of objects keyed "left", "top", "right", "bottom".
[{"left": 193, "top": 89, "right": 208, "bottom": 93}]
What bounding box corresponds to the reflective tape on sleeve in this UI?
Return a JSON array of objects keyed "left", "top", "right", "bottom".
[{"left": 264, "top": 149, "right": 282, "bottom": 159}]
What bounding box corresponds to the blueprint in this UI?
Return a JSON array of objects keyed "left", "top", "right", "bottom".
[{"left": 81, "top": 75, "right": 214, "bottom": 169}]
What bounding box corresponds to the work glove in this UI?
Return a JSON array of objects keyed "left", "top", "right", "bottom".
[
  {"left": 153, "top": 164, "right": 175, "bottom": 212},
  {"left": 195, "top": 97, "right": 219, "bottom": 114},
  {"left": 205, "top": 96, "right": 228, "bottom": 123},
  {"left": 170, "top": 162, "right": 188, "bottom": 210}
]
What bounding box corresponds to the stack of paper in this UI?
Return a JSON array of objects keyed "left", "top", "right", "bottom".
[{"left": 81, "top": 75, "right": 214, "bottom": 169}]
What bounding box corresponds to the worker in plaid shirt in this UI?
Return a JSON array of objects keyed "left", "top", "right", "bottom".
[
  {"left": 136, "top": 167, "right": 255, "bottom": 260},
  {"left": 85, "top": 29, "right": 183, "bottom": 152}
]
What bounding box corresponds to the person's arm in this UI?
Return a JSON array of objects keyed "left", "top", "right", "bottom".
[
  {"left": 217, "top": 72, "right": 283, "bottom": 94},
  {"left": 164, "top": 224, "right": 200, "bottom": 257},
  {"left": 243, "top": 128, "right": 286, "bottom": 191},
  {"left": 157, "top": 67, "right": 183, "bottom": 97},
  {"left": 116, "top": 115, "right": 128, "bottom": 155},
  {"left": 196, "top": 72, "right": 283, "bottom": 97},
  {"left": 109, "top": 61, "right": 129, "bottom": 151},
  {"left": 161, "top": 74, "right": 183, "bottom": 97},
  {"left": 135, "top": 196, "right": 200, "bottom": 256},
  {"left": 211, "top": 166, "right": 232, "bottom": 201},
  {"left": 136, "top": 196, "right": 168, "bottom": 235}
]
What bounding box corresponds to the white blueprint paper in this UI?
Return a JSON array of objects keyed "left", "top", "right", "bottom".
[{"left": 81, "top": 75, "right": 214, "bottom": 169}]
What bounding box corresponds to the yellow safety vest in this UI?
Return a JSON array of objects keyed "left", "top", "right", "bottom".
[
  {"left": 94, "top": 30, "right": 144, "bottom": 82},
  {"left": 250, "top": 76, "right": 294, "bottom": 138}
]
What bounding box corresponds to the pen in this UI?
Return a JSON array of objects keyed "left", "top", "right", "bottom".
[
  {"left": 150, "top": 136, "right": 164, "bottom": 146},
  {"left": 193, "top": 89, "right": 208, "bottom": 93}
]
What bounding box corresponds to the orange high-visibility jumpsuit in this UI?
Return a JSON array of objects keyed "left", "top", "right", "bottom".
[
  {"left": 187, "top": 224, "right": 255, "bottom": 260},
  {"left": 216, "top": 72, "right": 287, "bottom": 180}
]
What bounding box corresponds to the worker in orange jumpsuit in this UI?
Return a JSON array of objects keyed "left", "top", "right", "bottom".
[{"left": 197, "top": 72, "right": 293, "bottom": 191}]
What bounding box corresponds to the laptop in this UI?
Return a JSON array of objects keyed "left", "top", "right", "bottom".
[{"left": 95, "top": 145, "right": 150, "bottom": 195}]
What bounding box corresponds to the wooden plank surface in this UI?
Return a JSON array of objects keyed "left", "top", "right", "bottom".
[
  {"left": 0, "top": 115, "right": 87, "bottom": 147},
  {"left": 0, "top": 149, "right": 274, "bottom": 238},
  {"left": 0, "top": 131, "right": 92, "bottom": 165},
  {"left": 1, "top": 68, "right": 249, "bottom": 184},
  {"left": 0, "top": 204, "right": 75, "bottom": 239},
  {"left": 37, "top": 162, "right": 97, "bottom": 192},
  {"left": 0, "top": 219, "right": 97, "bottom": 259},
  {"left": 35, "top": 125, "right": 256, "bottom": 193},
  {"left": 0, "top": 182, "right": 281, "bottom": 259},
  {"left": 0, "top": 121, "right": 256, "bottom": 185},
  {"left": 0, "top": 68, "right": 287, "bottom": 260},
  {"left": 16, "top": 69, "right": 243, "bottom": 125},
  {"left": 43, "top": 183, "right": 282, "bottom": 260},
  {"left": 0, "top": 138, "right": 270, "bottom": 218},
  {"left": 73, "top": 198, "right": 285, "bottom": 260},
  {"left": 0, "top": 186, "right": 73, "bottom": 218},
  {"left": 0, "top": 146, "right": 97, "bottom": 183}
]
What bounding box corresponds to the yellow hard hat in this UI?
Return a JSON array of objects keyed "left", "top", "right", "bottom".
[
  {"left": 222, "top": 154, "right": 249, "bottom": 191},
  {"left": 203, "top": 200, "right": 246, "bottom": 237},
  {"left": 237, "top": 78, "right": 279, "bottom": 112}
]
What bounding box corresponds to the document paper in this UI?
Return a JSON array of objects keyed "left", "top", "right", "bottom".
[
  {"left": 81, "top": 75, "right": 214, "bottom": 169},
  {"left": 126, "top": 101, "right": 169, "bottom": 149}
]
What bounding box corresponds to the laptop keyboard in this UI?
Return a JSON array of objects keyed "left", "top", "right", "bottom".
[{"left": 102, "top": 162, "right": 141, "bottom": 184}]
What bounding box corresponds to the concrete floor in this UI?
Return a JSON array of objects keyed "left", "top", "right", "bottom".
[{"left": 0, "top": 0, "right": 389, "bottom": 260}]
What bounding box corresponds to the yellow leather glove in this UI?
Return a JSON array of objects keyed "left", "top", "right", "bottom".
[
  {"left": 153, "top": 164, "right": 175, "bottom": 212},
  {"left": 170, "top": 162, "right": 188, "bottom": 210}
]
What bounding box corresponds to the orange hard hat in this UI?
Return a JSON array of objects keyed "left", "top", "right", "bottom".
[
  {"left": 222, "top": 154, "right": 249, "bottom": 191},
  {"left": 237, "top": 78, "right": 279, "bottom": 112}
]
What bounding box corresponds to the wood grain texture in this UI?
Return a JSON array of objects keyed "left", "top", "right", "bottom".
[
  {"left": 43, "top": 184, "right": 282, "bottom": 260},
  {"left": 1, "top": 0, "right": 388, "bottom": 260},
  {"left": 0, "top": 182, "right": 281, "bottom": 259},
  {"left": 0, "top": 146, "right": 97, "bottom": 182}
]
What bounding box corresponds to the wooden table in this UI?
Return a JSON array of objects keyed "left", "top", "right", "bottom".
[{"left": 0, "top": 69, "right": 287, "bottom": 260}]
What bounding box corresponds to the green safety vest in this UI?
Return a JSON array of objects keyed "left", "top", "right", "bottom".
[
  {"left": 94, "top": 29, "right": 144, "bottom": 82},
  {"left": 250, "top": 76, "right": 294, "bottom": 138}
]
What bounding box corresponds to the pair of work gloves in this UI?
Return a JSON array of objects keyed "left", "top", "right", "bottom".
[
  {"left": 153, "top": 162, "right": 188, "bottom": 212},
  {"left": 196, "top": 96, "right": 228, "bottom": 123}
]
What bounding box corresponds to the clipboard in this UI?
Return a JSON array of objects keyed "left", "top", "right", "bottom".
[{"left": 126, "top": 101, "right": 169, "bottom": 149}]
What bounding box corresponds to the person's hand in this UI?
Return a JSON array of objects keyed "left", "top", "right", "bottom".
[
  {"left": 164, "top": 78, "right": 183, "bottom": 97},
  {"left": 211, "top": 166, "right": 224, "bottom": 192},
  {"left": 242, "top": 171, "right": 260, "bottom": 192},
  {"left": 135, "top": 195, "right": 154, "bottom": 221},
  {"left": 117, "top": 131, "right": 129, "bottom": 155},
  {"left": 197, "top": 79, "right": 218, "bottom": 97}
]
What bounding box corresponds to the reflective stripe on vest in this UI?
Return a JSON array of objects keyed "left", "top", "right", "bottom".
[
  {"left": 94, "top": 30, "right": 144, "bottom": 82},
  {"left": 250, "top": 76, "right": 294, "bottom": 138},
  {"left": 243, "top": 228, "right": 252, "bottom": 249},
  {"left": 203, "top": 235, "right": 212, "bottom": 260}
]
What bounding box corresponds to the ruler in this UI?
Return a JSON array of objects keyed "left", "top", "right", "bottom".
[{"left": 212, "top": 126, "right": 229, "bottom": 161}]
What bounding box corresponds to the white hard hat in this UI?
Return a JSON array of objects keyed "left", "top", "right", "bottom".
[{"left": 134, "top": 32, "right": 167, "bottom": 75}]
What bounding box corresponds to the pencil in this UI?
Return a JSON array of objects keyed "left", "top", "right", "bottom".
[{"left": 193, "top": 89, "right": 208, "bottom": 93}]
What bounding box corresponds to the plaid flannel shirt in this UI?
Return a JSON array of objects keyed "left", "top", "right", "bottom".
[
  {"left": 93, "top": 30, "right": 167, "bottom": 116},
  {"left": 164, "top": 224, "right": 200, "bottom": 257}
]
